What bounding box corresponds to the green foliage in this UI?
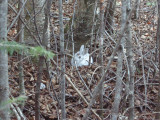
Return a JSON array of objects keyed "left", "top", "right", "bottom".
[
  {"left": 0, "top": 95, "right": 27, "bottom": 110},
  {"left": 146, "top": 2, "right": 155, "bottom": 6},
  {"left": 0, "top": 41, "right": 54, "bottom": 59}
]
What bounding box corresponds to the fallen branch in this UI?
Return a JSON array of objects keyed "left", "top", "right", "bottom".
[{"left": 65, "top": 74, "right": 102, "bottom": 120}]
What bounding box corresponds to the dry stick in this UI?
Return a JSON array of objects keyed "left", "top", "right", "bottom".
[
  {"left": 135, "top": 33, "right": 147, "bottom": 111},
  {"left": 71, "top": 0, "right": 77, "bottom": 61},
  {"left": 82, "top": 7, "right": 133, "bottom": 120},
  {"left": 10, "top": 104, "right": 21, "bottom": 120},
  {"left": 46, "top": 62, "right": 60, "bottom": 103},
  {"left": 45, "top": 61, "right": 60, "bottom": 120},
  {"left": 146, "top": 67, "right": 150, "bottom": 84},
  {"left": 89, "top": 0, "right": 98, "bottom": 65},
  {"left": 90, "top": 66, "right": 103, "bottom": 88},
  {"left": 104, "top": 30, "right": 116, "bottom": 44},
  {"left": 65, "top": 75, "right": 102, "bottom": 120},
  {"left": 12, "top": 103, "right": 26, "bottom": 120},
  {"left": 50, "top": 58, "right": 100, "bottom": 119},
  {"left": 31, "top": 0, "right": 45, "bottom": 42},
  {"left": 7, "top": 0, "right": 28, "bottom": 33},
  {"left": 49, "top": 18, "right": 59, "bottom": 69},
  {"left": 9, "top": 95, "right": 27, "bottom": 120},
  {"left": 122, "top": 45, "right": 131, "bottom": 94},
  {"left": 75, "top": 67, "right": 93, "bottom": 97},
  {"left": 8, "top": 3, "right": 41, "bottom": 46}
]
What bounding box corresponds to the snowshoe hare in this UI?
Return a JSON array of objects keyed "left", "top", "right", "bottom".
[{"left": 71, "top": 45, "right": 93, "bottom": 67}]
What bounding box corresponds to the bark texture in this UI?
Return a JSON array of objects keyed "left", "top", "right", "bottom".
[
  {"left": 125, "top": 0, "right": 135, "bottom": 120},
  {"left": 59, "top": 0, "right": 66, "bottom": 119},
  {"left": 35, "top": 0, "right": 51, "bottom": 119},
  {"left": 133, "top": 0, "right": 140, "bottom": 19},
  {"left": 104, "top": 0, "right": 116, "bottom": 34},
  {"left": 17, "top": 0, "right": 25, "bottom": 107},
  {"left": 111, "top": 1, "right": 127, "bottom": 119},
  {"left": 67, "top": 0, "right": 97, "bottom": 52},
  {"left": 24, "top": 0, "right": 45, "bottom": 45},
  {"left": 98, "top": 0, "right": 105, "bottom": 118},
  {"left": 155, "top": 0, "right": 160, "bottom": 119},
  {"left": 0, "top": 0, "right": 10, "bottom": 119}
]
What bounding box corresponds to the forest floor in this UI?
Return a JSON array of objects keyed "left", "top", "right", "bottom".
[{"left": 8, "top": 0, "right": 159, "bottom": 120}]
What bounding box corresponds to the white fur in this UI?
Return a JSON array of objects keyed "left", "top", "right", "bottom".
[{"left": 71, "top": 45, "right": 93, "bottom": 67}]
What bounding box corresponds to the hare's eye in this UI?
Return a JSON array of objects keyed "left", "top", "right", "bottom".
[{"left": 79, "top": 56, "right": 81, "bottom": 59}]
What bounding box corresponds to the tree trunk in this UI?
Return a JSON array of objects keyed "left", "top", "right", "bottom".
[
  {"left": 104, "top": 0, "right": 116, "bottom": 34},
  {"left": 125, "top": 0, "right": 135, "bottom": 120},
  {"left": 35, "top": 0, "right": 52, "bottom": 119},
  {"left": 111, "top": 0, "right": 126, "bottom": 119},
  {"left": 24, "top": 0, "right": 45, "bottom": 45},
  {"left": 155, "top": 0, "right": 160, "bottom": 119},
  {"left": 133, "top": 0, "right": 140, "bottom": 19},
  {"left": 0, "top": 0, "right": 10, "bottom": 119},
  {"left": 59, "top": 0, "right": 66, "bottom": 119},
  {"left": 67, "top": 0, "right": 97, "bottom": 52},
  {"left": 17, "top": 0, "right": 25, "bottom": 109},
  {"left": 98, "top": 0, "right": 105, "bottom": 119}
]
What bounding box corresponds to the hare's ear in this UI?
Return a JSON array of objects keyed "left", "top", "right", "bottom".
[{"left": 80, "top": 45, "right": 84, "bottom": 54}]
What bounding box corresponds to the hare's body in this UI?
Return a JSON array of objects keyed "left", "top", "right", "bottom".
[{"left": 71, "top": 45, "right": 93, "bottom": 67}]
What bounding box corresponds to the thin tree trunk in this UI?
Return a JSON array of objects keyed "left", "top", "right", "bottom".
[
  {"left": 111, "top": 0, "right": 126, "bottom": 118},
  {"left": 98, "top": 0, "right": 105, "bottom": 119},
  {"left": 155, "top": 0, "right": 160, "bottom": 119},
  {"left": 35, "top": 0, "right": 52, "bottom": 119},
  {"left": 25, "top": 0, "right": 45, "bottom": 45},
  {"left": 17, "top": 0, "right": 25, "bottom": 109},
  {"left": 58, "top": 0, "right": 66, "bottom": 119},
  {"left": 133, "top": 0, "right": 140, "bottom": 19},
  {"left": 105, "top": 0, "right": 116, "bottom": 34},
  {"left": 0, "top": 0, "right": 10, "bottom": 119},
  {"left": 155, "top": 0, "right": 160, "bottom": 77},
  {"left": 111, "top": 48, "right": 123, "bottom": 120},
  {"left": 125, "top": 0, "right": 135, "bottom": 120},
  {"left": 35, "top": 56, "right": 44, "bottom": 120}
]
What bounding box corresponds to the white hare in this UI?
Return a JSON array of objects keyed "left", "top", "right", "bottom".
[{"left": 71, "top": 45, "right": 93, "bottom": 67}]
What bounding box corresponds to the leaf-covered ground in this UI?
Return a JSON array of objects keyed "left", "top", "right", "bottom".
[{"left": 8, "top": 0, "right": 159, "bottom": 119}]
